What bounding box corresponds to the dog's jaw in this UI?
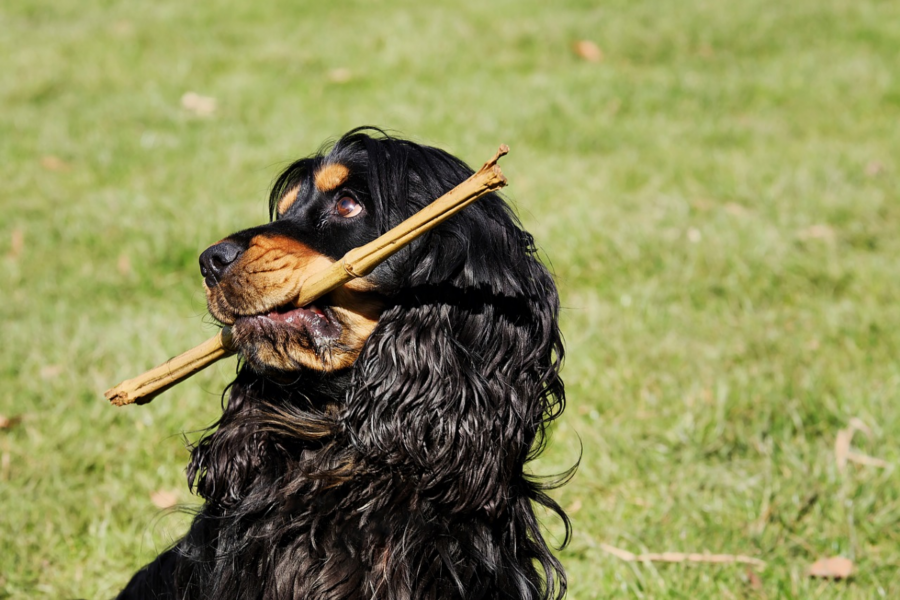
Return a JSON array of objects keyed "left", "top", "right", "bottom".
[
  {"left": 208, "top": 283, "right": 383, "bottom": 373},
  {"left": 200, "top": 225, "right": 386, "bottom": 373},
  {"left": 232, "top": 300, "right": 343, "bottom": 372}
]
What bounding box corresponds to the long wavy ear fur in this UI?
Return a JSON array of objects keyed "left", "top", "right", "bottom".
[{"left": 339, "top": 130, "right": 571, "bottom": 599}]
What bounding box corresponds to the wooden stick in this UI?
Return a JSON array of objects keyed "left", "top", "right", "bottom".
[
  {"left": 106, "top": 328, "right": 235, "bottom": 406},
  {"left": 105, "top": 145, "right": 509, "bottom": 407}
]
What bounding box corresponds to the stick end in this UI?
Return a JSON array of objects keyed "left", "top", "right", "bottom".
[
  {"left": 486, "top": 144, "right": 509, "bottom": 168},
  {"left": 479, "top": 144, "right": 510, "bottom": 189},
  {"left": 492, "top": 165, "right": 508, "bottom": 187},
  {"left": 104, "top": 387, "right": 132, "bottom": 407}
]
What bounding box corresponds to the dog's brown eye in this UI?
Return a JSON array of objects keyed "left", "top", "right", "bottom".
[{"left": 335, "top": 196, "right": 362, "bottom": 218}]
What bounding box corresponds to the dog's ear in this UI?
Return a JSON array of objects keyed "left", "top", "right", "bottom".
[{"left": 343, "top": 193, "right": 567, "bottom": 515}]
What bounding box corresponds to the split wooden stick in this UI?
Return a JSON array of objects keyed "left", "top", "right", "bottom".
[{"left": 105, "top": 145, "right": 509, "bottom": 407}]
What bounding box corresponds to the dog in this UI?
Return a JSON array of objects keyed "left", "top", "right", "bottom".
[{"left": 117, "top": 128, "right": 571, "bottom": 600}]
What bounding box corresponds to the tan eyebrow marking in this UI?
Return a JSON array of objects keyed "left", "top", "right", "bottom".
[
  {"left": 276, "top": 185, "right": 301, "bottom": 215},
  {"left": 314, "top": 163, "right": 350, "bottom": 193}
]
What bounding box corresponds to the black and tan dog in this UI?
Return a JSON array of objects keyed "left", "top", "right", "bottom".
[{"left": 117, "top": 128, "right": 571, "bottom": 600}]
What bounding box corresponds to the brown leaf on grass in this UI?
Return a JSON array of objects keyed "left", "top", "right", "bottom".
[
  {"left": 0, "top": 414, "right": 23, "bottom": 430},
  {"left": 725, "top": 202, "right": 749, "bottom": 217},
  {"left": 327, "top": 68, "right": 353, "bottom": 83},
  {"left": 9, "top": 229, "right": 24, "bottom": 259},
  {"left": 181, "top": 92, "right": 217, "bottom": 117},
  {"left": 745, "top": 566, "right": 763, "bottom": 591},
  {"left": 566, "top": 498, "right": 583, "bottom": 514},
  {"left": 39, "top": 365, "right": 63, "bottom": 380},
  {"left": 864, "top": 161, "right": 883, "bottom": 177},
  {"left": 150, "top": 489, "right": 179, "bottom": 509},
  {"left": 808, "top": 556, "right": 853, "bottom": 579},
  {"left": 691, "top": 198, "right": 714, "bottom": 212},
  {"left": 117, "top": 253, "right": 132, "bottom": 276},
  {"left": 573, "top": 40, "right": 603, "bottom": 63},
  {"left": 686, "top": 228, "right": 702, "bottom": 243},
  {"left": 111, "top": 20, "right": 134, "bottom": 37},
  {"left": 797, "top": 224, "right": 835, "bottom": 241},
  {"left": 40, "top": 155, "right": 72, "bottom": 171}
]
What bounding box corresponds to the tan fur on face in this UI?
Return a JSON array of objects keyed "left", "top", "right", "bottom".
[
  {"left": 314, "top": 163, "right": 350, "bottom": 192},
  {"left": 203, "top": 234, "right": 383, "bottom": 372},
  {"left": 206, "top": 235, "right": 334, "bottom": 322},
  {"left": 276, "top": 185, "right": 301, "bottom": 215},
  {"left": 322, "top": 287, "right": 383, "bottom": 369}
]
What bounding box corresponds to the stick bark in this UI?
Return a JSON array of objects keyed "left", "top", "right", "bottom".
[{"left": 105, "top": 145, "right": 509, "bottom": 406}]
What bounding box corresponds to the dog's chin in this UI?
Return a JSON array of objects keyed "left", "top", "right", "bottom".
[{"left": 229, "top": 303, "right": 349, "bottom": 373}]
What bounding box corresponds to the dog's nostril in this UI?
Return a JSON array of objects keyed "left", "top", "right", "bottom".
[{"left": 199, "top": 241, "right": 242, "bottom": 285}]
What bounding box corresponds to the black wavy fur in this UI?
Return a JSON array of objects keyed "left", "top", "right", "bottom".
[{"left": 117, "top": 128, "right": 572, "bottom": 600}]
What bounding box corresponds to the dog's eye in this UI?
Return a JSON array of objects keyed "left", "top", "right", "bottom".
[{"left": 335, "top": 196, "right": 362, "bottom": 218}]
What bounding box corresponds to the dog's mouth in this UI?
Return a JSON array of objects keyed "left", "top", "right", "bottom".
[
  {"left": 236, "top": 298, "right": 342, "bottom": 342},
  {"left": 260, "top": 301, "right": 340, "bottom": 338},
  {"left": 218, "top": 286, "right": 380, "bottom": 373},
  {"left": 201, "top": 233, "right": 383, "bottom": 372}
]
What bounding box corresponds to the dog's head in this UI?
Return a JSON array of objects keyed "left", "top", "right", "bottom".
[
  {"left": 200, "top": 128, "right": 533, "bottom": 377},
  {"left": 199, "top": 132, "right": 392, "bottom": 373}
]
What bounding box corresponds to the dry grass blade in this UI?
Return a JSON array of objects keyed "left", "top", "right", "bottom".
[
  {"left": 835, "top": 418, "right": 889, "bottom": 472},
  {"left": 600, "top": 543, "right": 766, "bottom": 568},
  {"left": 847, "top": 452, "right": 889, "bottom": 468},
  {"left": 8, "top": 229, "right": 24, "bottom": 259},
  {"left": 835, "top": 427, "right": 853, "bottom": 472}
]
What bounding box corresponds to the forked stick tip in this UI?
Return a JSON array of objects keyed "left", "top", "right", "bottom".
[
  {"left": 483, "top": 144, "right": 510, "bottom": 169},
  {"left": 479, "top": 144, "right": 510, "bottom": 188},
  {"left": 493, "top": 144, "right": 510, "bottom": 164}
]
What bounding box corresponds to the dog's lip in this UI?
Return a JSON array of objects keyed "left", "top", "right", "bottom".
[
  {"left": 234, "top": 299, "right": 342, "bottom": 340},
  {"left": 264, "top": 302, "right": 327, "bottom": 325}
]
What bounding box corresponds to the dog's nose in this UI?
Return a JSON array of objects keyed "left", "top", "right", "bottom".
[{"left": 199, "top": 241, "right": 242, "bottom": 286}]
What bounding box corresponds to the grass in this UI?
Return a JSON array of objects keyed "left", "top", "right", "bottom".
[{"left": 2, "top": 0, "right": 899, "bottom": 597}]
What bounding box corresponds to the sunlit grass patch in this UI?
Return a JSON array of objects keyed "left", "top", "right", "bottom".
[{"left": 2, "top": 0, "right": 899, "bottom": 597}]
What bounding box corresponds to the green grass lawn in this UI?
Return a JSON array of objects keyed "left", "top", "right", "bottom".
[{"left": 2, "top": 0, "right": 899, "bottom": 597}]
